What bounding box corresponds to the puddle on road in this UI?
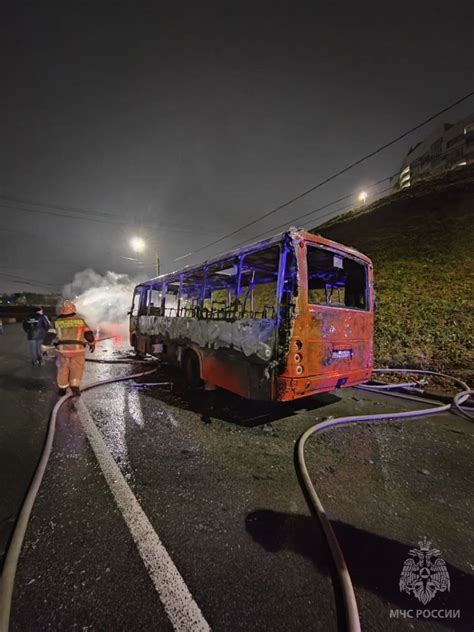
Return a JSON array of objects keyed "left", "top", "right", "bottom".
[
  {"left": 83, "top": 353, "right": 173, "bottom": 483},
  {"left": 127, "top": 388, "right": 145, "bottom": 428},
  {"left": 81, "top": 339, "right": 150, "bottom": 478}
]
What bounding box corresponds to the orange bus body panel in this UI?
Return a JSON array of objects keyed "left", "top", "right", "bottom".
[{"left": 274, "top": 233, "right": 373, "bottom": 401}]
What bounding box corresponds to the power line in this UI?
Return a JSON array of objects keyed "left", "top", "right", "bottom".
[
  {"left": 0, "top": 201, "right": 130, "bottom": 227},
  {"left": 288, "top": 176, "right": 395, "bottom": 229},
  {"left": 172, "top": 179, "right": 393, "bottom": 265},
  {"left": 211, "top": 179, "right": 395, "bottom": 259},
  {"left": 0, "top": 193, "right": 124, "bottom": 220},
  {"left": 240, "top": 186, "right": 393, "bottom": 251},
  {"left": 174, "top": 91, "right": 474, "bottom": 262},
  {"left": 0, "top": 271, "right": 60, "bottom": 289},
  {"left": 177, "top": 174, "right": 395, "bottom": 260},
  {"left": 0, "top": 201, "right": 219, "bottom": 234}
]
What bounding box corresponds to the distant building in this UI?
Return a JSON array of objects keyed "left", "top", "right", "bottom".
[{"left": 394, "top": 113, "right": 474, "bottom": 189}]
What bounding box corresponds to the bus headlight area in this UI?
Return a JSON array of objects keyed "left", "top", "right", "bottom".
[{"left": 127, "top": 228, "right": 374, "bottom": 402}]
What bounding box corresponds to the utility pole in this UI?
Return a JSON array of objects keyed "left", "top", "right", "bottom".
[{"left": 156, "top": 254, "right": 160, "bottom": 277}]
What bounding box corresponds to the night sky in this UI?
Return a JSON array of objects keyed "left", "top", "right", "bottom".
[{"left": 1, "top": 1, "right": 472, "bottom": 293}]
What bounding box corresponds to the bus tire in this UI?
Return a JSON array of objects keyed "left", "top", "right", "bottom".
[{"left": 182, "top": 350, "right": 202, "bottom": 388}]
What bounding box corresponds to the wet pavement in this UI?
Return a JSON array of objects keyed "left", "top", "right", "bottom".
[
  {"left": 1, "top": 329, "right": 473, "bottom": 630},
  {"left": 0, "top": 324, "right": 57, "bottom": 562}
]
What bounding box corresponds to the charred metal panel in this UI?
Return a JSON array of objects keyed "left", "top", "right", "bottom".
[
  {"left": 201, "top": 347, "right": 273, "bottom": 400},
  {"left": 275, "top": 231, "right": 302, "bottom": 372},
  {"left": 139, "top": 315, "right": 277, "bottom": 362},
  {"left": 138, "top": 314, "right": 275, "bottom": 399},
  {"left": 303, "top": 308, "right": 373, "bottom": 373}
]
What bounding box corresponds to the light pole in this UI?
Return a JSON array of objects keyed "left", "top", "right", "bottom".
[{"left": 155, "top": 254, "right": 160, "bottom": 277}]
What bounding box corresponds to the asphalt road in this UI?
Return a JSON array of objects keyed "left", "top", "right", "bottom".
[
  {"left": 0, "top": 324, "right": 57, "bottom": 561},
  {"left": 1, "top": 324, "right": 472, "bottom": 631}
]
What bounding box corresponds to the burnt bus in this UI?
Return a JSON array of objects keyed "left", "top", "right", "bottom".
[{"left": 130, "top": 229, "right": 374, "bottom": 401}]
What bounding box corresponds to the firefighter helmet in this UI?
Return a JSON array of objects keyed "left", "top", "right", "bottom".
[{"left": 60, "top": 300, "right": 76, "bottom": 315}]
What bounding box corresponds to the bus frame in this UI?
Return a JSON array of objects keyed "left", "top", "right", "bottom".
[{"left": 129, "top": 228, "right": 374, "bottom": 401}]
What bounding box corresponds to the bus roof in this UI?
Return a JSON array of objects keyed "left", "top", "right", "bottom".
[{"left": 136, "top": 228, "right": 372, "bottom": 287}]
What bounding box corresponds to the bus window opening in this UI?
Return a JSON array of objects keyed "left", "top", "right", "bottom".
[
  {"left": 307, "top": 245, "right": 367, "bottom": 310},
  {"left": 202, "top": 257, "right": 239, "bottom": 319},
  {"left": 164, "top": 282, "right": 179, "bottom": 316},
  {"left": 148, "top": 284, "right": 163, "bottom": 315},
  {"left": 180, "top": 270, "right": 205, "bottom": 317},
  {"left": 240, "top": 246, "right": 280, "bottom": 319}
]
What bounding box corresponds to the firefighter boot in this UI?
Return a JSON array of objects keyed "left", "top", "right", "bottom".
[{"left": 71, "top": 386, "right": 81, "bottom": 397}]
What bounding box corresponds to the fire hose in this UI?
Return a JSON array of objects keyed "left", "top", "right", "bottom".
[
  {"left": 296, "top": 369, "right": 473, "bottom": 632},
  {"left": 0, "top": 360, "right": 158, "bottom": 632}
]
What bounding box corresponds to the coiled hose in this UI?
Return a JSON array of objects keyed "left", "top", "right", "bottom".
[
  {"left": 0, "top": 362, "right": 157, "bottom": 632},
  {"left": 296, "top": 369, "right": 472, "bottom": 632}
]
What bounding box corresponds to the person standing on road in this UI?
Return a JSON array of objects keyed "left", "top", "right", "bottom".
[
  {"left": 22, "top": 307, "right": 51, "bottom": 365},
  {"left": 43, "top": 300, "right": 95, "bottom": 396}
]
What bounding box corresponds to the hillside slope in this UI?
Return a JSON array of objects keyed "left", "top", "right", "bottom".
[{"left": 313, "top": 167, "right": 474, "bottom": 382}]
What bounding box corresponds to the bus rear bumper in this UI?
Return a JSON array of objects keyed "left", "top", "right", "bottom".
[{"left": 275, "top": 368, "right": 373, "bottom": 401}]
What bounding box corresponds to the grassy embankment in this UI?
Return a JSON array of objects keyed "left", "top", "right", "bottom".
[{"left": 313, "top": 167, "right": 474, "bottom": 383}]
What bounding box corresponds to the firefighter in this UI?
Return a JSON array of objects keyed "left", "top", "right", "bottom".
[{"left": 44, "top": 300, "right": 95, "bottom": 396}]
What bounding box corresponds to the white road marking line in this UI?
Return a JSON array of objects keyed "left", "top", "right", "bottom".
[{"left": 75, "top": 399, "right": 211, "bottom": 632}]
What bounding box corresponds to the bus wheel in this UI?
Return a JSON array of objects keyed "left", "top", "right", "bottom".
[{"left": 183, "top": 351, "right": 202, "bottom": 388}]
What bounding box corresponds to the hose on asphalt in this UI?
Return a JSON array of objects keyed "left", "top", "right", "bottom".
[
  {"left": 1, "top": 360, "right": 472, "bottom": 632},
  {"left": 0, "top": 363, "right": 157, "bottom": 632},
  {"left": 296, "top": 369, "right": 472, "bottom": 632},
  {"left": 371, "top": 367, "right": 470, "bottom": 393},
  {"left": 86, "top": 357, "right": 153, "bottom": 364},
  {"left": 367, "top": 369, "right": 473, "bottom": 421}
]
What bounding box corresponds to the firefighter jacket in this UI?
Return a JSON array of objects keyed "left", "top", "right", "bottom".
[{"left": 43, "top": 312, "right": 95, "bottom": 354}]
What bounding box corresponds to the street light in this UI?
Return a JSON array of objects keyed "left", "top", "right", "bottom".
[
  {"left": 129, "top": 236, "right": 160, "bottom": 277},
  {"left": 358, "top": 191, "right": 368, "bottom": 205},
  {"left": 130, "top": 236, "right": 146, "bottom": 253}
]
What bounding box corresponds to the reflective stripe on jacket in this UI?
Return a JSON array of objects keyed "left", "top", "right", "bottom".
[{"left": 54, "top": 315, "right": 92, "bottom": 353}]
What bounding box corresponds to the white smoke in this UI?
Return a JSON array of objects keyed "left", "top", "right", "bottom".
[{"left": 62, "top": 269, "right": 136, "bottom": 339}]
